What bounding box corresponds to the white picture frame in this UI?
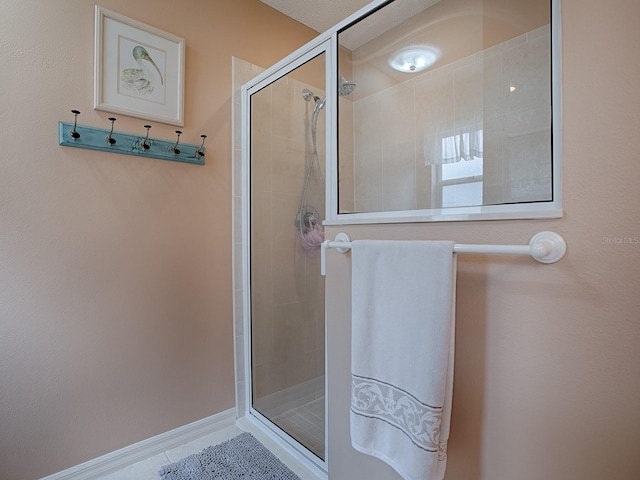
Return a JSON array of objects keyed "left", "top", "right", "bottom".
[{"left": 94, "top": 6, "right": 185, "bottom": 126}]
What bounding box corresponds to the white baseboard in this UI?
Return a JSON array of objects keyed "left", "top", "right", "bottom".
[{"left": 41, "top": 408, "right": 237, "bottom": 480}]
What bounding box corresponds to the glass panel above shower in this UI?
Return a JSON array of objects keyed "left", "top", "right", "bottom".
[{"left": 333, "top": 0, "right": 561, "bottom": 223}]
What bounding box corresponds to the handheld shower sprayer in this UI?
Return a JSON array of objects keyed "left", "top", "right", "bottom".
[
  {"left": 296, "top": 78, "right": 358, "bottom": 253},
  {"left": 302, "top": 89, "right": 322, "bottom": 104}
]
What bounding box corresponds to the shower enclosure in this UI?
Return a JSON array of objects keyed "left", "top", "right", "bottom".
[
  {"left": 240, "top": 37, "right": 356, "bottom": 467},
  {"left": 238, "top": 0, "right": 557, "bottom": 476},
  {"left": 240, "top": 43, "right": 332, "bottom": 469}
]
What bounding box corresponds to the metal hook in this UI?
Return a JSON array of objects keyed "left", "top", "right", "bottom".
[
  {"left": 170, "top": 130, "right": 182, "bottom": 155},
  {"left": 141, "top": 125, "right": 152, "bottom": 150},
  {"left": 195, "top": 134, "right": 207, "bottom": 158},
  {"left": 69, "top": 109, "right": 81, "bottom": 139},
  {"left": 106, "top": 117, "right": 117, "bottom": 145}
]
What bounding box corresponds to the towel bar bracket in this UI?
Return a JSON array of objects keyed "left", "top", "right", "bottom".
[
  {"left": 528, "top": 231, "right": 566, "bottom": 263},
  {"left": 331, "top": 232, "right": 351, "bottom": 253}
]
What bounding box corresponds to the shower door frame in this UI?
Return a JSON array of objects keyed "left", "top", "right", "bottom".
[{"left": 240, "top": 37, "right": 335, "bottom": 477}]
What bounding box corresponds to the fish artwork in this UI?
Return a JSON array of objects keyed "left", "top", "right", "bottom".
[{"left": 120, "top": 46, "right": 164, "bottom": 96}]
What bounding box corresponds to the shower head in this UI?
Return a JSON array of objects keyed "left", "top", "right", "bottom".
[{"left": 338, "top": 77, "right": 357, "bottom": 96}]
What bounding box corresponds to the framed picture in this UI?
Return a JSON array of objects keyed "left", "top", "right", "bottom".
[{"left": 94, "top": 6, "right": 185, "bottom": 126}]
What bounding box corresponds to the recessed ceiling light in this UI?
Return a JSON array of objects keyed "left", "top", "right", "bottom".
[{"left": 388, "top": 45, "right": 439, "bottom": 73}]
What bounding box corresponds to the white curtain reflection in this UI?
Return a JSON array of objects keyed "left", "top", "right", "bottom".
[{"left": 425, "top": 124, "right": 483, "bottom": 165}]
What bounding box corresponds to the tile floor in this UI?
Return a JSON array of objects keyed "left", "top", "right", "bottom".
[
  {"left": 98, "top": 424, "right": 245, "bottom": 480},
  {"left": 98, "top": 390, "right": 326, "bottom": 480},
  {"left": 97, "top": 416, "right": 324, "bottom": 480}
]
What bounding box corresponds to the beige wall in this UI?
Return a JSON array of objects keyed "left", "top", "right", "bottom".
[
  {"left": 4, "top": 0, "right": 639, "bottom": 479},
  {"left": 328, "top": 1, "right": 640, "bottom": 479},
  {"left": 0, "top": 1, "right": 316, "bottom": 479}
]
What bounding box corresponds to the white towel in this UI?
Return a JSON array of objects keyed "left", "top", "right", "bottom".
[{"left": 350, "top": 240, "right": 457, "bottom": 480}]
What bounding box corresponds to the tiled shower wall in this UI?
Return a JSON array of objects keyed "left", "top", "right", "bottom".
[
  {"left": 350, "top": 24, "right": 552, "bottom": 212},
  {"left": 232, "top": 58, "right": 326, "bottom": 414}
]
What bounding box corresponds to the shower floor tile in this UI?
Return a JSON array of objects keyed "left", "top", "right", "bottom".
[{"left": 272, "top": 397, "right": 325, "bottom": 458}]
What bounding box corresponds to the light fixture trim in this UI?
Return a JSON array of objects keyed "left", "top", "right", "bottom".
[{"left": 388, "top": 45, "right": 439, "bottom": 73}]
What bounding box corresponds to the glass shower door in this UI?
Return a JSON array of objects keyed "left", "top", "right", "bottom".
[{"left": 248, "top": 51, "right": 327, "bottom": 460}]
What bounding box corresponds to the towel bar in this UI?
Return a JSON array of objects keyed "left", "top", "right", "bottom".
[{"left": 321, "top": 231, "right": 566, "bottom": 274}]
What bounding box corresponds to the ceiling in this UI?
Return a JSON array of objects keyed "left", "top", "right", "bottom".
[
  {"left": 258, "top": 0, "right": 446, "bottom": 97},
  {"left": 260, "top": 0, "right": 442, "bottom": 51},
  {"left": 259, "top": 0, "right": 549, "bottom": 99},
  {"left": 259, "top": 0, "right": 373, "bottom": 34}
]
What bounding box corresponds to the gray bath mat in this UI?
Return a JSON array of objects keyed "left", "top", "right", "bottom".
[{"left": 158, "top": 432, "right": 301, "bottom": 480}]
